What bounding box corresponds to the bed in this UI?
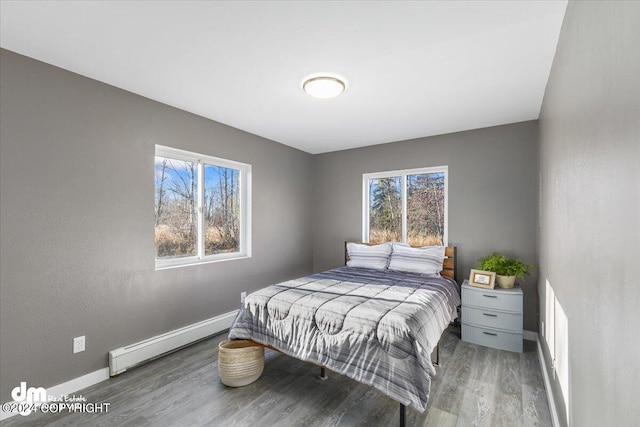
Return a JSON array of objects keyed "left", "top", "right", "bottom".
[{"left": 228, "top": 242, "right": 460, "bottom": 425}]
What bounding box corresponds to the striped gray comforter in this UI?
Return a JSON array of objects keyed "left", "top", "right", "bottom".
[{"left": 228, "top": 267, "right": 461, "bottom": 412}]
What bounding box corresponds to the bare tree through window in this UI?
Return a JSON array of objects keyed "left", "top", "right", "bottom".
[
  {"left": 369, "top": 177, "right": 402, "bottom": 243},
  {"left": 204, "top": 165, "right": 240, "bottom": 255},
  {"left": 407, "top": 172, "right": 445, "bottom": 246},
  {"left": 154, "top": 146, "right": 250, "bottom": 266},
  {"left": 155, "top": 157, "right": 198, "bottom": 258},
  {"left": 366, "top": 168, "right": 447, "bottom": 245}
]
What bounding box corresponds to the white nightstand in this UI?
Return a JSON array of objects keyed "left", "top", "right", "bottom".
[{"left": 461, "top": 280, "right": 523, "bottom": 353}]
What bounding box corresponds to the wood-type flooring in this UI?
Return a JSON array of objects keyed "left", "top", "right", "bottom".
[{"left": 3, "top": 325, "right": 551, "bottom": 426}]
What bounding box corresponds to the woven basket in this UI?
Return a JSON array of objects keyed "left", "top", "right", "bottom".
[{"left": 218, "top": 340, "right": 264, "bottom": 387}]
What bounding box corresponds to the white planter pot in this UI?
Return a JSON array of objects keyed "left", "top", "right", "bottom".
[{"left": 496, "top": 275, "right": 516, "bottom": 289}]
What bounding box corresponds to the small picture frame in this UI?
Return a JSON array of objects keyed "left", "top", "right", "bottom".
[{"left": 469, "top": 269, "right": 496, "bottom": 289}]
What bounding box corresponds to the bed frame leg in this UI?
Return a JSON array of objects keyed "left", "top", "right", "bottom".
[
  {"left": 434, "top": 342, "right": 440, "bottom": 366},
  {"left": 400, "top": 403, "right": 406, "bottom": 427},
  {"left": 318, "top": 366, "right": 328, "bottom": 380}
]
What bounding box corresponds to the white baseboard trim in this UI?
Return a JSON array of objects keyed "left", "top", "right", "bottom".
[
  {"left": 523, "top": 330, "right": 538, "bottom": 341},
  {"left": 537, "top": 337, "right": 561, "bottom": 427},
  {"left": 0, "top": 367, "right": 109, "bottom": 422},
  {"left": 1, "top": 310, "right": 238, "bottom": 422},
  {"left": 47, "top": 367, "right": 110, "bottom": 399}
]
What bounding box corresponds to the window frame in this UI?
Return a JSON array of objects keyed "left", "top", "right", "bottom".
[
  {"left": 362, "top": 166, "right": 448, "bottom": 245},
  {"left": 155, "top": 145, "right": 252, "bottom": 270}
]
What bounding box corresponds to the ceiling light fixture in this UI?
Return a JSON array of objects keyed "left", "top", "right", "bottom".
[{"left": 302, "top": 74, "right": 347, "bottom": 99}]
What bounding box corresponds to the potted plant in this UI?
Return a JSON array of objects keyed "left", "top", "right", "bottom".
[{"left": 476, "top": 252, "right": 535, "bottom": 289}]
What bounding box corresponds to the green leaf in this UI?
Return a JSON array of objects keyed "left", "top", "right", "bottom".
[{"left": 475, "top": 252, "right": 535, "bottom": 282}]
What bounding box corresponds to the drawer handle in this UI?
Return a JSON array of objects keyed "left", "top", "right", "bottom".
[
  {"left": 483, "top": 332, "right": 498, "bottom": 336},
  {"left": 483, "top": 295, "right": 498, "bottom": 298},
  {"left": 483, "top": 313, "right": 498, "bottom": 317}
]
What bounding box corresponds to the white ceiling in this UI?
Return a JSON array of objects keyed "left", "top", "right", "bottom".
[{"left": 0, "top": 1, "right": 567, "bottom": 154}]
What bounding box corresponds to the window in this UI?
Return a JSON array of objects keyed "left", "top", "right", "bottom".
[
  {"left": 155, "top": 145, "right": 251, "bottom": 269},
  {"left": 363, "top": 166, "right": 448, "bottom": 245},
  {"left": 545, "top": 279, "right": 570, "bottom": 424},
  {"left": 555, "top": 296, "right": 569, "bottom": 423},
  {"left": 545, "top": 279, "right": 555, "bottom": 358}
]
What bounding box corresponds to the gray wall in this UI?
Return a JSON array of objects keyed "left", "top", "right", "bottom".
[
  {"left": 537, "top": 1, "right": 640, "bottom": 426},
  {"left": 0, "top": 49, "right": 314, "bottom": 403},
  {"left": 313, "top": 121, "right": 539, "bottom": 331}
]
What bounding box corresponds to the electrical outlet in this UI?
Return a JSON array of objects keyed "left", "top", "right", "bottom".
[
  {"left": 241, "top": 292, "right": 247, "bottom": 304},
  {"left": 73, "top": 336, "right": 85, "bottom": 354}
]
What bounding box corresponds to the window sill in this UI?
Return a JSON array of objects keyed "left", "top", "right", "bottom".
[{"left": 155, "top": 253, "right": 250, "bottom": 271}]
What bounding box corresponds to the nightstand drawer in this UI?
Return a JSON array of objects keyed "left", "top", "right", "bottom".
[
  {"left": 462, "top": 323, "right": 523, "bottom": 353},
  {"left": 462, "top": 306, "right": 522, "bottom": 332},
  {"left": 462, "top": 285, "right": 522, "bottom": 313}
]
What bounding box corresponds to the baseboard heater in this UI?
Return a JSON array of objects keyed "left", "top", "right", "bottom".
[{"left": 109, "top": 310, "right": 238, "bottom": 376}]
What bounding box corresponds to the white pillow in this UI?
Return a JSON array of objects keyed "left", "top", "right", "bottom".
[
  {"left": 388, "top": 243, "right": 445, "bottom": 275},
  {"left": 346, "top": 242, "right": 392, "bottom": 270}
]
